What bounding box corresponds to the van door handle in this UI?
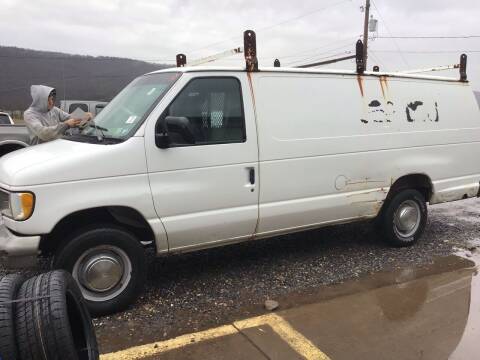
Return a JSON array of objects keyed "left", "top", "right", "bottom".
[{"left": 249, "top": 168, "right": 255, "bottom": 185}]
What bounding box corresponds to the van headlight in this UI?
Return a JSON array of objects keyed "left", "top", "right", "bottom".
[{"left": 1, "top": 191, "right": 35, "bottom": 221}]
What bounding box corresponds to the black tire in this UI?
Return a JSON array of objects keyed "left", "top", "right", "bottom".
[
  {"left": 14, "top": 271, "right": 99, "bottom": 360},
  {"left": 54, "top": 224, "right": 146, "bottom": 316},
  {"left": 379, "top": 189, "right": 427, "bottom": 247},
  {"left": 0, "top": 274, "right": 24, "bottom": 360}
]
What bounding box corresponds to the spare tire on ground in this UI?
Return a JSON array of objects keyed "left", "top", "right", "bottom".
[
  {"left": 15, "top": 270, "right": 99, "bottom": 360},
  {"left": 0, "top": 274, "right": 24, "bottom": 360}
]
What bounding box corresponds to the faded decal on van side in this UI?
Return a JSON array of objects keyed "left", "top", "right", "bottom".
[
  {"left": 360, "top": 100, "right": 439, "bottom": 124},
  {"left": 361, "top": 99, "right": 395, "bottom": 124},
  {"left": 406, "top": 101, "right": 439, "bottom": 123}
]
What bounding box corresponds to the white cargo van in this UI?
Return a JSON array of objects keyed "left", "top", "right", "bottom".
[
  {"left": 60, "top": 100, "right": 108, "bottom": 116},
  {"left": 0, "top": 33, "right": 479, "bottom": 315}
]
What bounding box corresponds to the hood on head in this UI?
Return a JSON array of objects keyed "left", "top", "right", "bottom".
[{"left": 30, "top": 85, "right": 55, "bottom": 113}]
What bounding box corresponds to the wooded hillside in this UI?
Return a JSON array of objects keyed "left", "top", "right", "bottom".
[{"left": 0, "top": 46, "right": 168, "bottom": 111}]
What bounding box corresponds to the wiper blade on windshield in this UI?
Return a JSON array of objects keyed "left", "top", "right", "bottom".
[{"left": 87, "top": 121, "right": 108, "bottom": 141}]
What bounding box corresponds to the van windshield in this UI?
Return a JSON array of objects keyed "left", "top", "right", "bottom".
[{"left": 80, "top": 72, "right": 181, "bottom": 140}]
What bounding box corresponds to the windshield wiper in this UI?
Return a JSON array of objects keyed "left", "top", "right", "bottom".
[{"left": 86, "top": 122, "right": 108, "bottom": 141}]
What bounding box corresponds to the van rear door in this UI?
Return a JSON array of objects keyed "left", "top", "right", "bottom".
[{"left": 144, "top": 73, "right": 259, "bottom": 251}]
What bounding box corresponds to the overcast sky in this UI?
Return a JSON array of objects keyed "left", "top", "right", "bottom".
[{"left": 1, "top": 0, "right": 479, "bottom": 89}]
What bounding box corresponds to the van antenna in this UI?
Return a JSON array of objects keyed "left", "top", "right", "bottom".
[{"left": 244, "top": 30, "right": 258, "bottom": 72}]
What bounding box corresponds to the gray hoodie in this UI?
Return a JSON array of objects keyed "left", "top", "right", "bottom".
[{"left": 23, "top": 85, "right": 71, "bottom": 145}]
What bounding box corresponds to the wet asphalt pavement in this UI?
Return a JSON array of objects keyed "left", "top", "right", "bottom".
[
  {"left": 104, "top": 252, "right": 479, "bottom": 360},
  {"left": 1, "top": 198, "right": 479, "bottom": 357},
  {"left": 93, "top": 198, "right": 479, "bottom": 354}
]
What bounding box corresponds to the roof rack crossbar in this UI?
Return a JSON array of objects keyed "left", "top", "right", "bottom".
[
  {"left": 402, "top": 64, "right": 460, "bottom": 74},
  {"left": 187, "top": 47, "right": 243, "bottom": 67},
  {"left": 297, "top": 54, "right": 355, "bottom": 69}
]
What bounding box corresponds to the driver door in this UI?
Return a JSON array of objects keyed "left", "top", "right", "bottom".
[{"left": 144, "top": 73, "right": 259, "bottom": 251}]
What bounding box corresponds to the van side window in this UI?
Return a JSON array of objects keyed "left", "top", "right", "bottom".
[
  {"left": 95, "top": 104, "right": 106, "bottom": 115},
  {"left": 163, "top": 77, "right": 246, "bottom": 145},
  {"left": 0, "top": 114, "right": 11, "bottom": 125},
  {"left": 69, "top": 103, "right": 88, "bottom": 113}
]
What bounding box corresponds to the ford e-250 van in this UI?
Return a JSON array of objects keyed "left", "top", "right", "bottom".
[{"left": 0, "top": 34, "right": 479, "bottom": 315}]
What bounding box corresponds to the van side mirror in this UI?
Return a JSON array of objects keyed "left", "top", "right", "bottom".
[
  {"left": 155, "top": 131, "right": 170, "bottom": 149},
  {"left": 165, "top": 116, "right": 196, "bottom": 146}
]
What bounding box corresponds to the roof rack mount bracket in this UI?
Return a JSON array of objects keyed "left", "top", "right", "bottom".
[
  {"left": 460, "top": 53, "right": 467, "bottom": 82},
  {"left": 176, "top": 54, "right": 187, "bottom": 67},
  {"left": 356, "top": 40, "right": 365, "bottom": 74},
  {"left": 244, "top": 30, "right": 259, "bottom": 72}
]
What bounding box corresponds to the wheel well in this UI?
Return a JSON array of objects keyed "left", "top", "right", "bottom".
[
  {"left": 39, "top": 206, "right": 155, "bottom": 256},
  {"left": 387, "top": 174, "right": 433, "bottom": 202},
  {"left": 0, "top": 144, "right": 26, "bottom": 157}
]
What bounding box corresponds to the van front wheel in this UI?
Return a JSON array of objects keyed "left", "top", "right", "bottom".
[
  {"left": 380, "top": 189, "right": 427, "bottom": 247},
  {"left": 54, "top": 225, "right": 147, "bottom": 316}
]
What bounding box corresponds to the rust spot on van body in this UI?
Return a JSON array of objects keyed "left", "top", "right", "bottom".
[
  {"left": 357, "top": 75, "right": 364, "bottom": 97},
  {"left": 379, "top": 76, "right": 388, "bottom": 98},
  {"left": 246, "top": 72, "right": 257, "bottom": 109}
]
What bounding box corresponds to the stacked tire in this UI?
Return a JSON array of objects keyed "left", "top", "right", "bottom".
[{"left": 0, "top": 271, "right": 99, "bottom": 360}]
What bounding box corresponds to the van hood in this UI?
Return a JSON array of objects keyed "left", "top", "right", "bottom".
[{"left": 0, "top": 137, "right": 147, "bottom": 187}]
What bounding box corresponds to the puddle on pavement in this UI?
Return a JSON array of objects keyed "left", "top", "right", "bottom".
[
  {"left": 271, "top": 252, "right": 479, "bottom": 360},
  {"left": 98, "top": 252, "right": 480, "bottom": 359}
]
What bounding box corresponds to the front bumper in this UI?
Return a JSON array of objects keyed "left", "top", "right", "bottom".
[{"left": 0, "top": 220, "right": 40, "bottom": 267}]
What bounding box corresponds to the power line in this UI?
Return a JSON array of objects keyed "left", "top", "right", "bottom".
[
  {"left": 184, "top": 0, "right": 352, "bottom": 56},
  {"left": 368, "top": 50, "right": 386, "bottom": 70},
  {"left": 370, "top": 0, "right": 410, "bottom": 67}
]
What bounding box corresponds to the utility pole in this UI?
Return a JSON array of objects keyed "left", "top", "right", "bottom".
[{"left": 362, "top": 0, "right": 371, "bottom": 68}]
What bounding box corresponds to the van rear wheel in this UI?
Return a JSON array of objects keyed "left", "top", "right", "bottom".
[
  {"left": 54, "top": 225, "right": 147, "bottom": 316},
  {"left": 380, "top": 189, "right": 427, "bottom": 247}
]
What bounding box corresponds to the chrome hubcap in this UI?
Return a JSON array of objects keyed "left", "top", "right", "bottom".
[
  {"left": 73, "top": 245, "right": 132, "bottom": 302},
  {"left": 394, "top": 200, "right": 421, "bottom": 238},
  {"left": 81, "top": 254, "right": 123, "bottom": 292}
]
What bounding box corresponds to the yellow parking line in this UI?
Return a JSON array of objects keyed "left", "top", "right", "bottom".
[
  {"left": 235, "top": 314, "right": 331, "bottom": 360},
  {"left": 101, "top": 313, "right": 331, "bottom": 360},
  {"left": 100, "top": 324, "right": 238, "bottom": 360}
]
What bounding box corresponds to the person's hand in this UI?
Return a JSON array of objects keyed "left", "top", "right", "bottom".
[
  {"left": 84, "top": 112, "right": 93, "bottom": 121},
  {"left": 65, "top": 118, "right": 82, "bottom": 128}
]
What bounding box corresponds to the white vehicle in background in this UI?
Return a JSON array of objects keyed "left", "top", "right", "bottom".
[
  {"left": 60, "top": 100, "right": 108, "bottom": 116},
  {"left": 0, "top": 31, "right": 478, "bottom": 316},
  {"left": 0, "top": 112, "right": 14, "bottom": 125},
  {"left": 0, "top": 112, "right": 30, "bottom": 157}
]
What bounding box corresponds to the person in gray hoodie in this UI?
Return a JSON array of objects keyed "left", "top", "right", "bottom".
[{"left": 23, "top": 85, "right": 91, "bottom": 145}]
